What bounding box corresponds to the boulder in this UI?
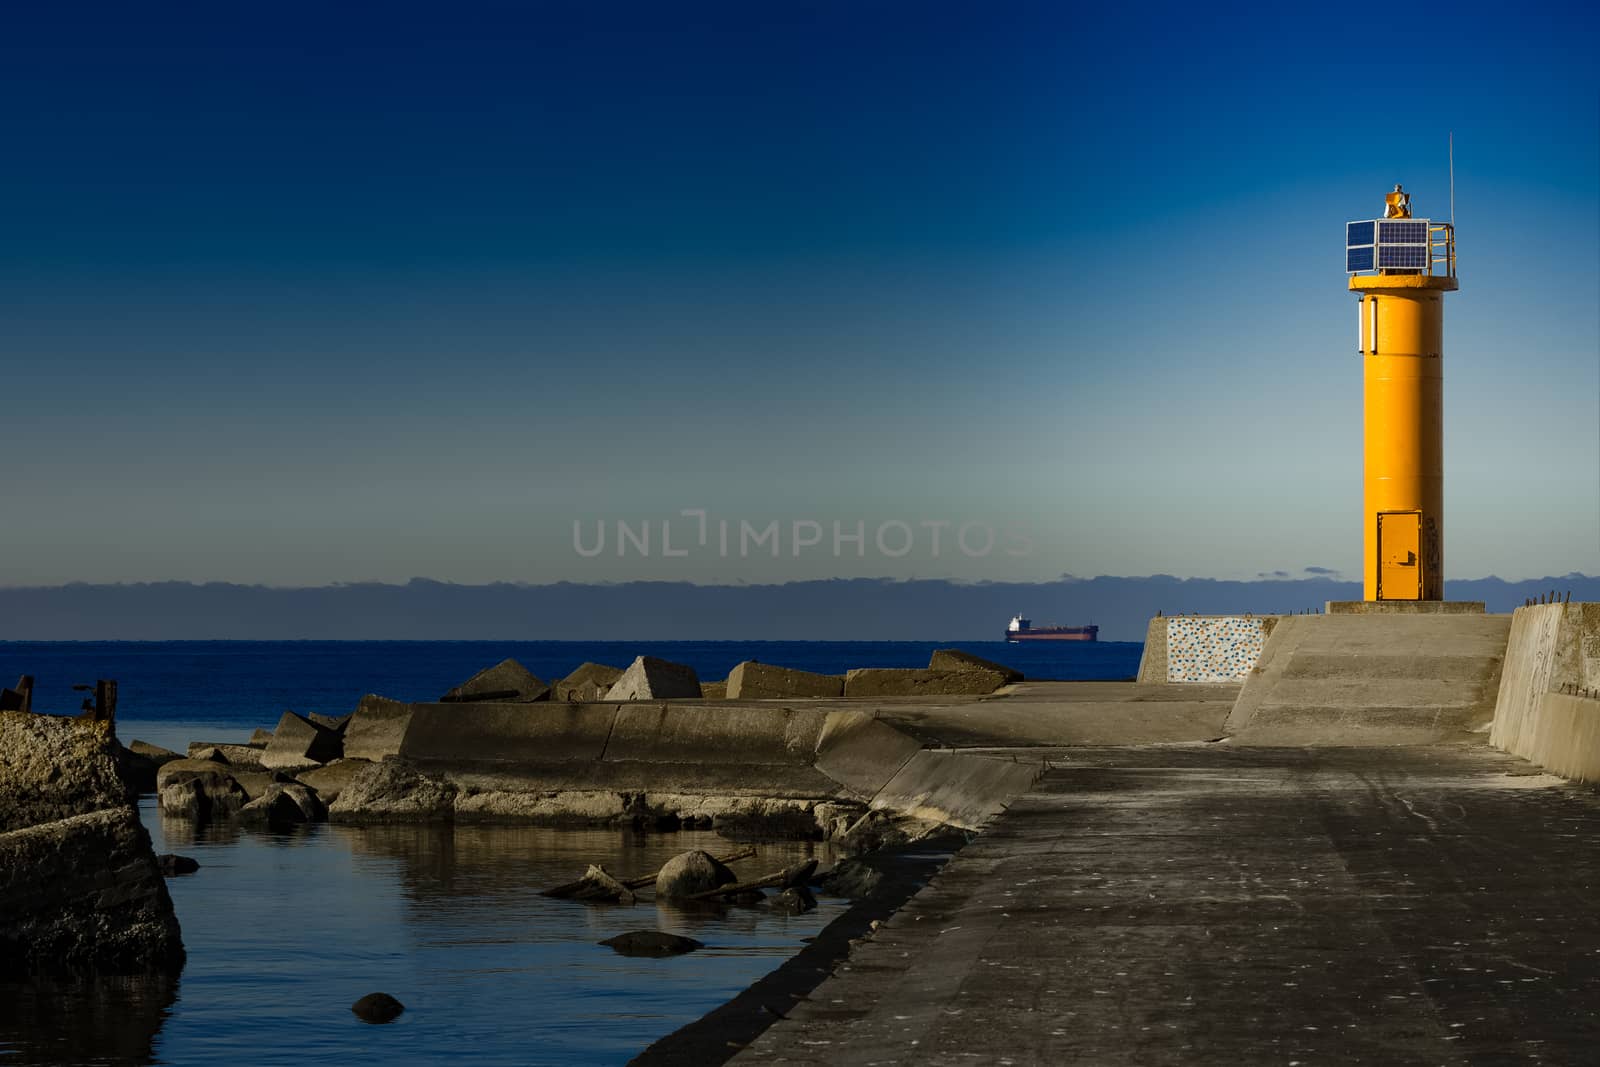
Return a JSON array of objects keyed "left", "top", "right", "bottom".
[
  {"left": 351, "top": 992, "right": 405, "bottom": 1024},
  {"left": 186, "top": 742, "right": 265, "bottom": 769},
  {"left": 238, "top": 783, "right": 326, "bottom": 825},
  {"left": 600, "top": 931, "right": 703, "bottom": 957},
  {"left": 928, "top": 648, "right": 1024, "bottom": 684},
  {"left": 726, "top": 662, "right": 843, "bottom": 700},
  {"left": 554, "top": 663, "right": 624, "bottom": 702},
  {"left": 841, "top": 668, "right": 1009, "bottom": 698},
  {"left": 157, "top": 854, "right": 200, "bottom": 876},
  {"left": 129, "top": 739, "right": 182, "bottom": 764},
  {"left": 0, "top": 712, "right": 130, "bottom": 832},
  {"left": 563, "top": 864, "right": 636, "bottom": 904},
  {"left": 655, "top": 850, "right": 737, "bottom": 899},
  {"left": 229, "top": 769, "right": 293, "bottom": 802},
  {"left": 0, "top": 808, "right": 186, "bottom": 975},
  {"left": 118, "top": 740, "right": 181, "bottom": 794},
  {"left": 155, "top": 760, "right": 248, "bottom": 819},
  {"left": 441, "top": 658, "right": 549, "bottom": 703},
  {"left": 327, "top": 759, "right": 457, "bottom": 822},
  {"left": 606, "top": 656, "right": 702, "bottom": 701},
  {"left": 293, "top": 759, "right": 370, "bottom": 805},
  {"left": 261, "top": 711, "right": 343, "bottom": 771}
]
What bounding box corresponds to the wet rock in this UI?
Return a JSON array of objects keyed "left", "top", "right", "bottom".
[
  {"left": 327, "top": 759, "right": 457, "bottom": 822},
  {"left": 818, "top": 857, "right": 883, "bottom": 899},
  {"left": 726, "top": 662, "right": 843, "bottom": 700},
  {"left": 239, "top": 783, "right": 327, "bottom": 825},
  {"left": 722, "top": 889, "right": 767, "bottom": 906},
  {"left": 154, "top": 760, "right": 247, "bottom": 819},
  {"left": 779, "top": 858, "right": 818, "bottom": 889},
  {"left": 554, "top": 662, "right": 624, "bottom": 702},
  {"left": 157, "top": 853, "right": 199, "bottom": 876},
  {"left": 929, "top": 648, "right": 1024, "bottom": 684},
  {"left": 769, "top": 887, "right": 817, "bottom": 914},
  {"left": 261, "top": 711, "right": 343, "bottom": 772},
  {"left": 836, "top": 811, "right": 946, "bottom": 857},
  {"left": 599, "top": 931, "right": 704, "bottom": 957},
  {"left": 606, "top": 656, "right": 702, "bottom": 701},
  {"left": 441, "top": 658, "right": 549, "bottom": 703},
  {"left": 351, "top": 992, "right": 404, "bottom": 1023},
  {"left": 655, "top": 850, "right": 737, "bottom": 899},
  {"left": 714, "top": 807, "right": 826, "bottom": 841}
]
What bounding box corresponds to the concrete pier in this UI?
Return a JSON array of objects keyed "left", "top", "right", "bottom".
[{"left": 731, "top": 745, "right": 1600, "bottom": 1064}]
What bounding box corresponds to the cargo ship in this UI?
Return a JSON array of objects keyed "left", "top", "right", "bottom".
[{"left": 1005, "top": 614, "right": 1098, "bottom": 642}]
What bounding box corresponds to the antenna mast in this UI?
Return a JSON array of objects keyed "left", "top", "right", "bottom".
[{"left": 1449, "top": 131, "right": 1455, "bottom": 226}]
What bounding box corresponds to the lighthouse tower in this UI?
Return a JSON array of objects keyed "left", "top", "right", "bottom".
[{"left": 1345, "top": 186, "right": 1457, "bottom": 601}]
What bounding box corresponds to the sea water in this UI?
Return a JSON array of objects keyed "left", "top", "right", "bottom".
[{"left": 0, "top": 640, "right": 1140, "bottom": 1064}]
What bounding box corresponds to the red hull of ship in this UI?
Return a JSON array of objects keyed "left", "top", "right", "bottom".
[{"left": 1005, "top": 627, "right": 1098, "bottom": 642}]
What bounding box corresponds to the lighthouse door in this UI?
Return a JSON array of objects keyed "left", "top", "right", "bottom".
[{"left": 1376, "top": 511, "right": 1422, "bottom": 601}]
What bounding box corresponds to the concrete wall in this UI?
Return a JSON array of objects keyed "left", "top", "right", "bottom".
[
  {"left": 1490, "top": 603, "right": 1600, "bottom": 778},
  {"left": 1137, "top": 616, "right": 1277, "bottom": 683},
  {"left": 1224, "top": 613, "right": 1512, "bottom": 745}
]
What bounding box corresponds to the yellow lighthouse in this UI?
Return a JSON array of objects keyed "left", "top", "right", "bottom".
[{"left": 1346, "top": 186, "right": 1457, "bottom": 601}]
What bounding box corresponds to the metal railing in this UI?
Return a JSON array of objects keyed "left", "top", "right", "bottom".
[{"left": 1429, "top": 222, "right": 1455, "bottom": 279}]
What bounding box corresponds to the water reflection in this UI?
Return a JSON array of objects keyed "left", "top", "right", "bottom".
[{"left": 0, "top": 974, "right": 176, "bottom": 1066}]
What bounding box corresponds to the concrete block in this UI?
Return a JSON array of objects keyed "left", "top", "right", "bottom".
[
  {"left": 307, "top": 712, "right": 352, "bottom": 733},
  {"left": 0, "top": 712, "right": 129, "bottom": 833},
  {"left": 402, "top": 703, "right": 617, "bottom": 764},
  {"left": 154, "top": 759, "right": 247, "bottom": 817},
  {"left": 1326, "top": 600, "right": 1486, "bottom": 614},
  {"left": 726, "top": 661, "right": 844, "bottom": 700},
  {"left": 554, "top": 663, "right": 624, "bottom": 702},
  {"left": 441, "top": 658, "right": 549, "bottom": 703},
  {"left": 870, "top": 750, "right": 1043, "bottom": 831},
  {"left": 248, "top": 728, "right": 275, "bottom": 747},
  {"left": 700, "top": 680, "right": 728, "bottom": 700},
  {"left": 186, "top": 742, "right": 265, "bottom": 769},
  {"left": 293, "top": 760, "right": 371, "bottom": 805},
  {"left": 604, "top": 704, "right": 827, "bottom": 766},
  {"left": 261, "top": 711, "right": 343, "bottom": 771},
  {"left": 929, "top": 649, "right": 1023, "bottom": 684},
  {"left": 1135, "top": 616, "right": 1169, "bottom": 684},
  {"left": 606, "top": 656, "right": 702, "bottom": 700},
  {"left": 342, "top": 695, "right": 414, "bottom": 762},
  {"left": 813, "top": 711, "right": 924, "bottom": 798},
  {"left": 842, "top": 668, "right": 1007, "bottom": 698},
  {"left": 239, "top": 783, "right": 326, "bottom": 824}
]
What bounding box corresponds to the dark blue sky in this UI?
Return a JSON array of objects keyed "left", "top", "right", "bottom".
[{"left": 2, "top": 2, "right": 1596, "bottom": 586}]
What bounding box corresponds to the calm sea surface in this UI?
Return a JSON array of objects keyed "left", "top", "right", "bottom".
[{"left": 0, "top": 640, "right": 1140, "bottom": 1065}]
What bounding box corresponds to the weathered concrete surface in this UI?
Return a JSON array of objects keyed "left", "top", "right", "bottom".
[
  {"left": 726, "top": 662, "right": 843, "bottom": 700},
  {"left": 733, "top": 746, "right": 1600, "bottom": 1065},
  {"left": 607, "top": 656, "right": 702, "bottom": 700},
  {"left": 842, "top": 668, "right": 1006, "bottom": 699},
  {"left": 554, "top": 662, "right": 625, "bottom": 702},
  {"left": 605, "top": 704, "right": 826, "bottom": 765},
  {"left": 1491, "top": 602, "right": 1600, "bottom": 761},
  {"left": 261, "top": 711, "right": 343, "bottom": 771},
  {"left": 403, "top": 702, "right": 616, "bottom": 764},
  {"left": 1501, "top": 692, "right": 1600, "bottom": 783},
  {"left": 927, "top": 649, "right": 1023, "bottom": 684},
  {"left": 441, "top": 658, "right": 549, "bottom": 703},
  {"left": 874, "top": 682, "right": 1239, "bottom": 747},
  {"left": 813, "top": 712, "right": 924, "bottom": 797},
  {"left": 1224, "top": 613, "right": 1512, "bottom": 745},
  {"left": 293, "top": 758, "right": 371, "bottom": 804},
  {"left": 868, "top": 750, "right": 1043, "bottom": 831},
  {"left": 1135, "top": 615, "right": 1169, "bottom": 683},
  {"left": 1327, "top": 599, "right": 1487, "bottom": 614},
  {"left": 343, "top": 695, "right": 413, "bottom": 762},
  {"left": 0, "top": 712, "right": 129, "bottom": 831}
]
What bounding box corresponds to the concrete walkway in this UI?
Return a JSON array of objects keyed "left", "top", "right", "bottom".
[{"left": 734, "top": 745, "right": 1600, "bottom": 1065}]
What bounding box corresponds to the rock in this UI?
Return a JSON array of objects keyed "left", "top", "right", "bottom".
[
  {"left": 327, "top": 759, "right": 457, "bottom": 822},
  {"left": 567, "top": 864, "right": 636, "bottom": 904},
  {"left": 722, "top": 889, "right": 767, "bottom": 906},
  {"left": 228, "top": 769, "right": 293, "bottom": 802},
  {"left": 261, "top": 711, "right": 343, "bottom": 771},
  {"left": 929, "top": 648, "right": 1024, "bottom": 684},
  {"left": 343, "top": 695, "right": 414, "bottom": 762},
  {"left": 554, "top": 662, "right": 624, "bottom": 702},
  {"left": 0, "top": 808, "right": 186, "bottom": 975},
  {"left": 118, "top": 740, "right": 181, "bottom": 794},
  {"left": 726, "top": 662, "right": 844, "bottom": 700},
  {"left": 154, "top": 759, "right": 249, "bottom": 819},
  {"left": 841, "top": 668, "right": 1009, "bottom": 698},
  {"left": 605, "top": 656, "right": 702, "bottom": 701},
  {"left": 836, "top": 811, "right": 946, "bottom": 856},
  {"left": 157, "top": 853, "right": 199, "bottom": 876},
  {"left": 248, "top": 728, "right": 275, "bottom": 746},
  {"left": 769, "top": 887, "right": 817, "bottom": 914},
  {"left": 351, "top": 992, "right": 404, "bottom": 1024},
  {"left": 441, "top": 658, "right": 549, "bottom": 703},
  {"left": 293, "top": 759, "right": 370, "bottom": 805},
  {"left": 186, "top": 742, "right": 265, "bottom": 769},
  {"left": 238, "top": 783, "right": 326, "bottom": 825},
  {"left": 779, "top": 858, "right": 818, "bottom": 889},
  {"left": 599, "top": 931, "right": 704, "bottom": 957},
  {"left": 655, "top": 849, "right": 737, "bottom": 899},
  {"left": 819, "top": 857, "right": 883, "bottom": 899},
  {"left": 714, "top": 807, "right": 826, "bottom": 841},
  {"left": 0, "top": 712, "right": 131, "bottom": 832}
]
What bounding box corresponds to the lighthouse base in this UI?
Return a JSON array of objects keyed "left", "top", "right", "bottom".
[{"left": 1326, "top": 601, "right": 1486, "bottom": 615}]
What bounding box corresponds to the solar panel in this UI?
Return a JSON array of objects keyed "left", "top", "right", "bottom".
[
  {"left": 1377, "top": 244, "right": 1428, "bottom": 268},
  {"left": 1378, "top": 220, "right": 1428, "bottom": 244},
  {"left": 1347, "top": 217, "right": 1432, "bottom": 273},
  {"left": 1347, "top": 246, "right": 1375, "bottom": 272},
  {"left": 1347, "top": 221, "right": 1375, "bottom": 247}
]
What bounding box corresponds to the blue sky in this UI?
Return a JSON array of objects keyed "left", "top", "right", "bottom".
[{"left": 1, "top": 1, "right": 1595, "bottom": 587}]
